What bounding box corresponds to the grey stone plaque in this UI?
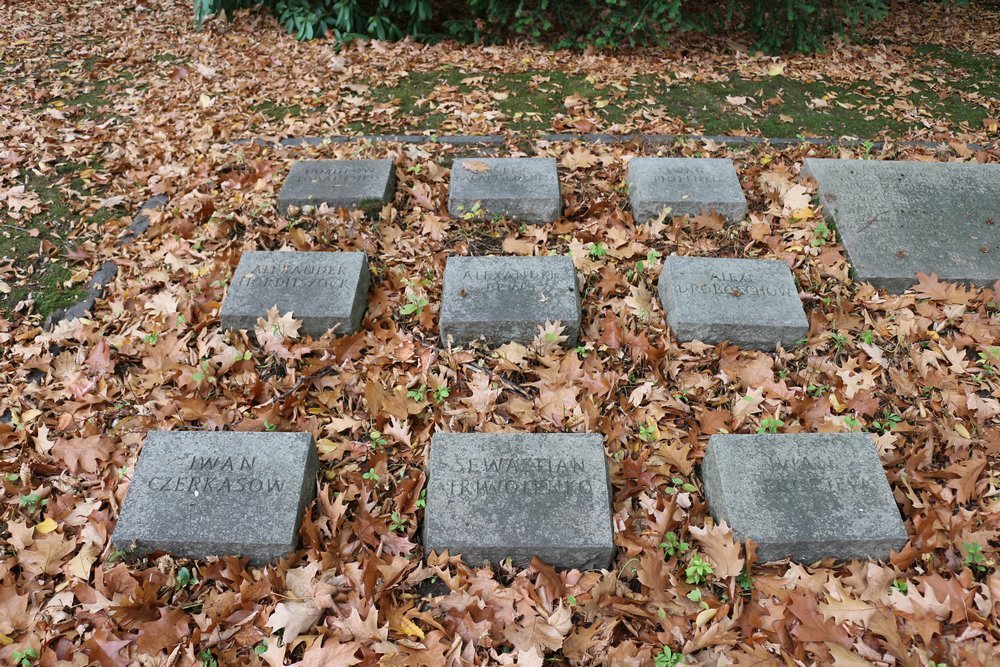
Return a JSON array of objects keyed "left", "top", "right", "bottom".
[
  {"left": 657, "top": 255, "right": 808, "bottom": 350},
  {"left": 277, "top": 159, "right": 395, "bottom": 215},
  {"left": 439, "top": 255, "right": 581, "bottom": 347},
  {"left": 448, "top": 157, "right": 562, "bottom": 223},
  {"left": 113, "top": 431, "right": 318, "bottom": 564},
  {"left": 701, "top": 433, "right": 907, "bottom": 563},
  {"left": 219, "top": 251, "right": 370, "bottom": 338},
  {"left": 803, "top": 158, "right": 1000, "bottom": 292},
  {"left": 423, "top": 432, "right": 615, "bottom": 570},
  {"left": 628, "top": 157, "right": 747, "bottom": 222}
]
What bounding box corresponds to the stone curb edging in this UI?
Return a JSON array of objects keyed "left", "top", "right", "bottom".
[
  {"left": 42, "top": 195, "right": 168, "bottom": 331},
  {"left": 234, "top": 133, "right": 994, "bottom": 152}
]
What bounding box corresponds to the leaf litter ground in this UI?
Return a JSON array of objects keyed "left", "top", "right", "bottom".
[{"left": 0, "top": 0, "right": 999, "bottom": 665}]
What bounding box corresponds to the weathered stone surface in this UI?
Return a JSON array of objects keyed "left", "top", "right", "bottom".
[
  {"left": 657, "top": 255, "right": 807, "bottom": 350},
  {"left": 114, "top": 431, "right": 318, "bottom": 564},
  {"left": 219, "top": 251, "right": 370, "bottom": 338},
  {"left": 439, "top": 255, "right": 580, "bottom": 347},
  {"left": 277, "top": 159, "right": 395, "bottom": 215},
  {"left": 702, "top": 433, "right": 907, "bottom": 563},
  {"left": 803, "top": 158, "right": 1000, "bottom": 292},
  {"left": 423, "top": 432, "right": 615, "bottom": 570},
  {"left": 448, "top": 157, "right": 562, "bottom": 223},
  {"left": 628, "top": 157, "right": 747, "bottom": 222}
]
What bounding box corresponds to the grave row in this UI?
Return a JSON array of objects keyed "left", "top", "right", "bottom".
[
  {"left": 276, "top": 156, "right": 1000, "bottom": 291},
  {"left": 114, "top": 430, "right": 907, "bottom": 567},
  {"left": 218, "top": 250, "right": 809, "bottom": 351}
]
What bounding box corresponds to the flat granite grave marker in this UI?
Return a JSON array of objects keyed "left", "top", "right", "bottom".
[
  {"left": 277, "top": 159, "right": 396, "bottom": 215},
  {"left": 448, "top": 157, "right": 562, "bottom": 223},
  {"left": 113, "top": 431, "right": 318, "bottom": 564},
  {"left": 439, "top": 255, "right": 581, "bottom": 347},
  {"left": 803, "top": 158, "right": 1000, "bottom": 292},
  {"left": 423, "top": 432, "right": 615, "bottom": 570},
  {"left": 702, "top": 433, "right": 907, "bottom": 562},
  {"left": 219, "top": 251, "right": 370, "bottom": 338},
  {"left": 628, "top": 157, "right": 747, "bottom": 222},
  {"left": 658, "top": 255, "right": 808, "bottom": 350}
]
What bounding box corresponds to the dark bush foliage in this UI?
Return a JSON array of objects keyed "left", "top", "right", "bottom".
[{"left": 193, "top": 0, "right": 891, "bottom": 53}]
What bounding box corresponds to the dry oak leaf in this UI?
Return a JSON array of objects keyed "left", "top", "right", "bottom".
[
  {"left": 19, "top": 532, "right": 76, "bottom": 577},
  {"left": 462, "top": 159, "right": 491, "bottom": 173},
  {"left": 51, "top": 435, "right": 114, "bottom": 474},
  {"left": 788, "top": 592, "right": 852, "bottom": 647},
  {"left": 945, "top": 457, "right": 988, "bottom": 504},
  {"left": 84, "top": 625, "right": 133, "bottom": 667},
  {"left": 689, "top": 521, "right": 745, "bottom": 578},
  {"left": 267, "top": 600, "right": 323, "bottom": 644},
  {"left": 0, "top": 586, "right": 29, "bottom": 634}
]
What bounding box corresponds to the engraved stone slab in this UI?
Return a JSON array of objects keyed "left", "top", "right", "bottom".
[
  {"left": 803, "top": 158, "right": 1000, "bottom": 292},
  {"left": 219, "top": 251, "right": 370, "bottom": 338},
  {"left": 658, "top": 255, "right": 808, "bottom": 350},
  {"left": 277, "top": 159, "right": 396, "bottom": 215},
  {"left": 113, "top": 432, "right": 318, "bottom": 564},
  {"left": 424, "top": 433, "right": 615, "bottom": 570},
  {"left": 440, "top": 255, "right": 581, "bottom": 347},
  {"left": 628, "top": 157, "right": 747, "bottom": 222},
  {"left": 702, "top": 433, "right": 907, "bottom": 563},
  {"left": 448, "top": 157, "right": 562, "bottom": 223}
]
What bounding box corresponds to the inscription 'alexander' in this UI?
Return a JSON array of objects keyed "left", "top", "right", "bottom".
[{"left": 146, "top": 455, "right": 286, "bottom": 495}]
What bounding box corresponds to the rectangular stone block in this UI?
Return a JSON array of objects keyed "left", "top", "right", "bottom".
[
  {"left": 628, "top": 157, "right": 747, "bottom": 222},
  {"left": 803, "top": 158, "right": 1000, "bottom": 292},
  {"left": 440, "top": 255, "right": 581, "bottom": 347},
  {"left": 448, "top": 157, "right": 562, "bottom": 223},
  {"left": 423, "top": 433, "right": 615, "bottom": 570},
  {"left": 658, "top": 255, "right": 808, "bottom": 350},
  {"left": 277, "top": 159, "right": 395, "bottom": 215},
  {"left": 113, "top": 431, "right": 318, "bottom": 565},
  {"left": 219, "top": 251, "right": 370, "bottom": 338},
  {"left": 702, "top": 433, "right": 907, "bottom": 563}
]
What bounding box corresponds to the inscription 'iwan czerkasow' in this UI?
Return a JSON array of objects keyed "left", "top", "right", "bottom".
[{"left": 146, "top": 455, "right": 286, "bottom": 495}]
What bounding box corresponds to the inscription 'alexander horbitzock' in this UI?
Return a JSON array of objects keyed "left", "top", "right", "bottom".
[
  {"left": 240, "top": 263, "right": 349, "bottom": 289},
  {"left": 146, "top": 455, "right": 286, "bottom": 495}
]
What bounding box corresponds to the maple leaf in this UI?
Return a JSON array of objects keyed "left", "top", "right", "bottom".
[
  {"left": 19, "top": 532, "right": 76, "bottom": 576},
  {"left": 561, "top": 149, "right": 599, "bottom": 170}
]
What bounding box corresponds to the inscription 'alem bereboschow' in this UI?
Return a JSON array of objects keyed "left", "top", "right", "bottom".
[
  {"left": 423, "top": 432, "right": 615, "bottom": 570},
  {"left": 803, "top": 158, "right": 1000, "bottom": 292},
  {"left": 658, "top": 255, "right": 808, "bottom": 350},
  {"left": 628, "top": 157, "right": 747, "bottom": 223},
  {"left": 439, "top": 255, "right": 581, "bottom": 347},
  {"left": 448, "top": 157, "right": 562, "bottom": 224},
  {"left": 113, "top": 431, "right": 319, "bottom": 564},
  {"left": 219, "top": 251, "right": 370, "bottom": 338},
  {"left": 701, "top": 433, "right": 908, "bottom": 562},
  {"left": 277, "top": 159, "right": 396, "bottom": 215}
]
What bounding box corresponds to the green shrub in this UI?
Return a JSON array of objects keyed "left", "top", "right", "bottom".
[
  {"left": 193, "top": 0, "right": 891, "bottom": 53},
  {"left": 727, "top": 0, "right": 889, "bottom": 53}
]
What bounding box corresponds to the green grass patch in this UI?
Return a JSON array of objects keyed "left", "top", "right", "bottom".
[
  {"left": 0, "top": 163, "right": 124, "bottom": 320},
  {"left": 337, "top": 55, "right": 997, "bottom": 136}
]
